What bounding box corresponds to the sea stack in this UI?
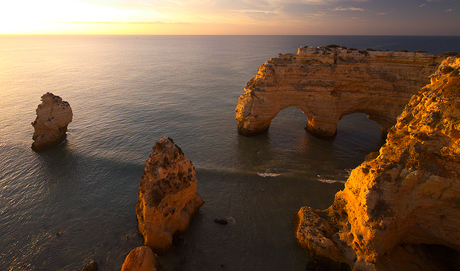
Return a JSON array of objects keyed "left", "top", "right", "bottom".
[
  {"left": 136, "top": 137, "right": 204, "bottom": 254},
  {"left": 235, "top": 46, "right": 442, "bottom": 138},
  {"left": 294, "top": 57, "right": 460, "bottom": 270},
  {"left": 31, "top": 92, "right": 73, "bottom": 151}
]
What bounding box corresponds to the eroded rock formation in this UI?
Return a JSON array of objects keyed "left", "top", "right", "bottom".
[
  {"left": 136, "top": 137, "right": 204, "bottom": 254},
  {"left": 121, "top": 246, "right": 160, "bottom": 271},
  {"left": 31, "top": 92, "right": 73, "bottom": 151},
  {"left": 294, "top": 57, "right": 460, "bottom": 270},
  {"left": 235, "top": 46, "right": 443, "bottom": 138}
]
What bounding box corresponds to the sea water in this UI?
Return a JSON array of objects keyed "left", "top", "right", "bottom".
[{"left": 1, "top": 35, "right": 459, "bottom": 270}]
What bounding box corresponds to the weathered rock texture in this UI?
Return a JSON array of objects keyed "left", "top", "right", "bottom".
[
  {"left": 121, "top": 246, "right": 160, "bottom": 271},
  {"left": 81, "top": 260, "right": 98, "bottom": 271},
  {"left": 294, "top": 57, "right": 460, "bottom": 270},
  {"left": 235, "top": 46, "right": 443, "bottom": 138},
  {"left": 136, "top": 137, "right": 204, "bottom": 254},
  {"left": 31, "top": 92, "right": 73, "bottom": 151}
]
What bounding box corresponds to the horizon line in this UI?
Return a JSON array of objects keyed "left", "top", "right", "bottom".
[{"left": 2, "top": 34, "right": 460, "bottom": 37}]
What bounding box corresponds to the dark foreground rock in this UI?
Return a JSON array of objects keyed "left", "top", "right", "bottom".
[{"left": 122, "top": 246, "right": 160, "bottom": 271}]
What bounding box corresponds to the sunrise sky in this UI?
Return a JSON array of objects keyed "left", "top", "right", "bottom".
[{"left": 1, "top": 0, "right": 459, "bottom": 35}]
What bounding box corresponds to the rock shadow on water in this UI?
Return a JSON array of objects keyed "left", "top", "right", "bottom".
[{"left": 34, "top": 142, "right": 78, "bottom": 176}]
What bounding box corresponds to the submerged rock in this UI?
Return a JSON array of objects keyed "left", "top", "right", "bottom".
[
  {"left": 136, "top": 137, "right": 204, "bottom": 254},
  {"left": 294, "top": 57, "right": 460, "bottom": 270},
  {"left": 214, "top": 219, "right": 228, "bottom": 225},
  {"left": 31, "top": 92, "right": 72, "bottom": 151},
  {"left": 81, "top": 260, "right": 98, "bottom": 271},
  {"left": 121, "top": 246, "right": 160, "bottom": 271}
]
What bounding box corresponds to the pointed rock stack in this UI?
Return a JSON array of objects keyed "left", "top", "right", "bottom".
[
  {"left": 31, "top": 92, "right": 73, "bottom": 151},
  {"left": 136, "top": 137, "right": 204, "bottom": 254}
]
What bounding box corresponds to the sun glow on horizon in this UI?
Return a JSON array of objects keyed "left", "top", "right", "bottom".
[
  {"left": 0, "top": 0, "right": 180, "bottom": 35},
  {"left": 1, "top": 0, "right": 459, "bottom": 35}
]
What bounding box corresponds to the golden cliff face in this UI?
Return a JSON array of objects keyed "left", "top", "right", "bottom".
[
  {"left": 136, "top": 137, "right": 204, "bottom": 254},
  {"left": 235, "top": 46, "right": 443, "bottom": 138},
  {"left": 31, "top": 92, "right": 73, "bottom": 151},
  {"left": 294, "top": 58, "right": 460, "bottom": 270}
]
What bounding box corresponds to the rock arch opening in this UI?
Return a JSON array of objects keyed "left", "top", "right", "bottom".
[
  {"left": 266, "top": 106, "right": 320, "bottom": 155},
  {"left": 336, "top": 112, "right": 384, "bottom": 140},
  {"left": 333, "top": 113, "right": 386, "bottom": 169},
  {"left": 235, "top": 45, "right": 442, "bottom": 138},
  {"left": 268, "top": 106, "right": 309, "bottom": 136}
]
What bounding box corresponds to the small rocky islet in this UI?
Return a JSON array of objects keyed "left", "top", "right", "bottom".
[{"left": 31, "top": 92, "right": 73, "bottom": 151}]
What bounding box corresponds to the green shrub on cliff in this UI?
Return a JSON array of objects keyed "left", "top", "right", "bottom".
[
  {"left": 444, "top": 51, "right": 458, "bottom": 56},
  {"left": 359, "top": 50, "right": 370, "bottom": 56}
]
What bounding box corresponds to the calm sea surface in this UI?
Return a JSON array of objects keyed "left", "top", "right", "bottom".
[{"left": 1, "top": 35, "right": 459, "bottom": 270}]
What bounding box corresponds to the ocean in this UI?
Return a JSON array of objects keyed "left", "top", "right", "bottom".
[{"left": 1, "top": 35, "right": 459, "bottom": 271}]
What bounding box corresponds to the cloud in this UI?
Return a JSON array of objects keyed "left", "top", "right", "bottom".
[
  {"left": 419, "top": 4, "right": 425, "bottom": 7},
  {"left": 277, "top": 0, "right": 369, "bottom": 4},
  {"left": 306, "top": 11, "right": 327, "bottom": 18},
  {"left": 241, "top": 11, "right": 279, "bottom": 21},
  {"left": 444, "top": 8, "right": 453, "bottom": 11},
  {"left": 377, "top": 12, "right": 386, "bottom": 15},
  {"left": 347, "top": 17, "right": 366, "bottom": 22},
  {"left": 332, "top": 7, "right": 365, "bottom": 11}
]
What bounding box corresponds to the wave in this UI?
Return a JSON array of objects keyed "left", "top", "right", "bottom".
[
  {"left": 317, "top": 178, "right": 336, "bottom": 184},
  {"left": 257, "top": 172, "right": 281, "bottom": 177}
]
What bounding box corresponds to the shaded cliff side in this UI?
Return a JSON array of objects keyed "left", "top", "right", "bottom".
[
  {"left": 294, "top": 57, "right": 460, "bottom": 270},
  {"left": 235, "top": 46, "right": 443, "bottom": 138}
]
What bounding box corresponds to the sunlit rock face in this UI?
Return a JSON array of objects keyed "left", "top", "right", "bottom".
[
  {"left": 235, "top": 46, "right": 443, "bottom": 138},
  {"left": 294, "top": 57, "right": 460, "bottom": 270},
  {"left": 136, "top": 137, "right": 204, "bottom": 254},
  {"left": 121, "top": 246, "right": 160, "bottom": 271},
  {"left": 31, "top": 92, "right": 73, "bottom": 151}
]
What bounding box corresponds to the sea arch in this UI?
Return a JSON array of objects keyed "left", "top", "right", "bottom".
[
  {"left": 235, "top": 46, "right": 443, "bottom": 138},
  {"left": 235, "top": 90, "right": 397, "bottom": 138}
]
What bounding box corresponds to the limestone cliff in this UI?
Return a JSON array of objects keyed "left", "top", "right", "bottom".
[
  {"left": 235, "top": 46, "right": 443, "bottom": 138},
  {"left": 294, "top": 57, "right": 460, "bottom": 270},
  {"left": 31, "top": 92, "right": 73, "bottom": 151},
  {"left": 136, "top": 137, "right": 204, "bottom": 254}
]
